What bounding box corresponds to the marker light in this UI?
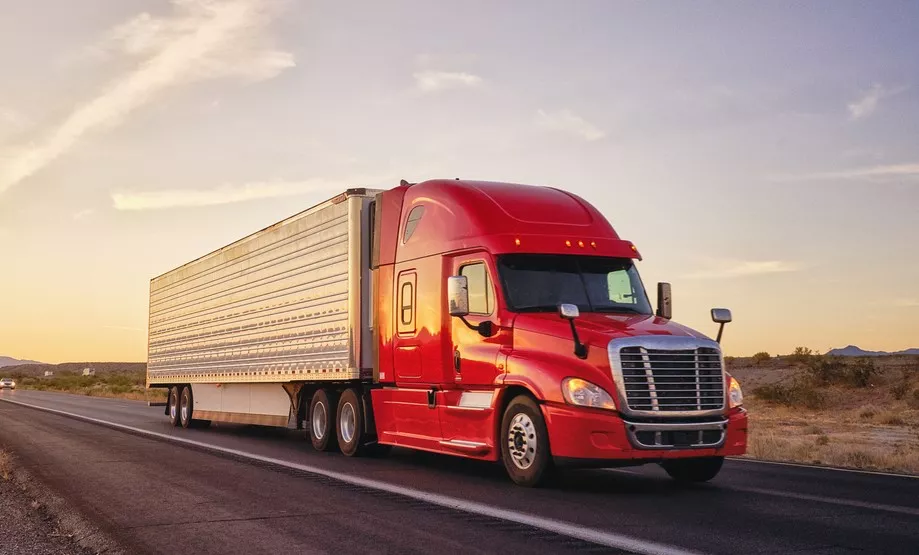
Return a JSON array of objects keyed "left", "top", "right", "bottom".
[
  {"left": 578, "top": 241, "right": 585, "bottom": 248},
  {"left": 590, "top": 241, "right": 597, "bottom": 249},
  {"left": 565, "top": 240, "right": 572, "bottom": 247},
  {"left": 514, "top": 238, "right": 521, "bottom": 246}
]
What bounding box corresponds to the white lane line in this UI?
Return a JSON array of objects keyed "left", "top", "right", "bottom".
[
  {"left": 728, "top": 457, "right": 919, "bottom": 480},
  {"left": 0, "top": 398, "right": 699, "bottom": 555},
  {"left": 729, "top": 486, "right": 919, "bottom": 518}
]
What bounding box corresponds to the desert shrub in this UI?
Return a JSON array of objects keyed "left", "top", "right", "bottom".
[
  {"left": 752, "top": 352, "right": 771, "bottom": 364},
  {"left": 816, "top": 434, "right": 830, "bottom": 446},
  {"left": 892, "top": 368, "right": 912, "bottom": 400},
  {"left": 846, "top": 358, "right": 878, "bottom": 388},
  {"left": 875, "top": 412, "right": 906, "bottom": 426},
  {"left": 908, "top": 389, "right": 919, "bottom": 410},
  {"left": 724, "top": 356, "right": 736, "bottom": 365},
  {"left": 805, "top": 355, "right": 845, "bottom": 385},
  {"left": 788, "top": 346, "right": 815, "bottom": 365},
  {"left": 859, "top": 405, "right": 877, "bottom": 420},
  {"left": 753, "top": 379, "right": 826, "bottom": 409}
]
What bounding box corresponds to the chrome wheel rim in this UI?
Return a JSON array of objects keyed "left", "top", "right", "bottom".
[
  {"left": 312, "top": 402, "right": 327, "bottom": 440},
  {"left": 340, "top": 402, "right": 356, "bottom": 444},
  {"left": 507, "top": 413, "right": 537, "bottom": 470}
]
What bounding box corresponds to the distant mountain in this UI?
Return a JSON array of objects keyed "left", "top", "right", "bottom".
[
  {"left": 0, "top": 355, "right": 44, "bottom": 368},
  {"left": 826, "top": 345, "right": 919, "bottom": 357}
]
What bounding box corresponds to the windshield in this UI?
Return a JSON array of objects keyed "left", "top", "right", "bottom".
[{"left": 497, "top": 254, "right": 653, "bottom": 315}]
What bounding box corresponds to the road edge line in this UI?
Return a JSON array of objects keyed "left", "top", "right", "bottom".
[{"left": 0, "top": 398, "right": 700, "bottom": 555}]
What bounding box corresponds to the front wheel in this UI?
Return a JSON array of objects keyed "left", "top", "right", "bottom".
[
  {"left": 661, "top": 456, "right": 724, "bottom": 483},
  {"left": 500, "top": 395, "right": 553, "bottom": 487}
]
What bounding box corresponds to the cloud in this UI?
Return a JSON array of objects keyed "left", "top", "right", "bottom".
[
  {"left": 0, "top": 0, "right": 293, "bottom": 196},
  {"left": 73, "top": 209, "right": 95, "bottom": 221},
  {"left": 847, "top": 84, "right": 906, "bottom": 120},
  {"left": 111, "top": 175, "right": 391, "bottom": 211},
  {"left": 769, "top": 163, "right": 919, "bottom": 182},
  {"left": 413, "top": 71, "right": 483, "bottom": 93},
  {"left": 684, "top": 260, "right": 799, "bottom": 280},
  {"left": 535, "top": 109, "right": 605, "bottom": 142}
]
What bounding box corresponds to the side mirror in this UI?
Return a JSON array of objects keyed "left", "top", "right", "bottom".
[
  {"left": 447, "top": 276, "right": 469, "bottom": 317},
  {"left": 558, "top": 303, "right": 580, "bottom": 320},
  {"left": 656, "top": 282, "right": 672, "bottom": 319},
  {"left": 711, "top": 308, "right": 732, "bottom": 344}
]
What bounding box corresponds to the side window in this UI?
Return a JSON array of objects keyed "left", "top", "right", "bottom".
[
  {"left": 460, "top": 263, "right": 495, "bottom": 315},
  {"left": 402, "top": 205, "right": 425, "bottom": 243},
  {"left": 608, "top": 270, "right": 636, "bottom": 304},
  {"left": 397, "top": 273, "right": 416, "bottom": 334}
]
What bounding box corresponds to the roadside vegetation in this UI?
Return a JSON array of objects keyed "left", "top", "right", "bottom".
[
  {"left": 731, "top": 351, "right": 919, "bottom": 475},
  {"left": 2, "top": 363, "right": 166, "bottom": 402}
]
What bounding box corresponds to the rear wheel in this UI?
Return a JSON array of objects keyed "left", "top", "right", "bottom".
[
  {"left": 179, "top": 385, "right": 194, "bottom": 428},
  {"left": 661, "top": 456, "right": 724, "bottom": 483},
  {"left": 336, "top": 388, "right": 365, "bottom": 456},
  {"left": 309, "top": 389, "right": 338, "bottom": 452},
  {"left": 167, "top": 386, "right": 180, "bottom": 427},
  {"left": 500, "top": 395, "right": 553, "bottom": 487}
]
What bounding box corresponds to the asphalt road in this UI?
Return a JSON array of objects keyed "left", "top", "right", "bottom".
[{"left": 1, "top": 389, "right": 917, "bottom": 555}]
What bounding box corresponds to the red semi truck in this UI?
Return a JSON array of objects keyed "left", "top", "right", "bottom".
[{"left": 147, "top": 179, "right": 747, "bottom": 486}]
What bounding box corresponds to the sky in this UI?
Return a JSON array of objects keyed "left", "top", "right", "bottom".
[{"left": 1, "top": 0, "right": 917, "bottom": 363}]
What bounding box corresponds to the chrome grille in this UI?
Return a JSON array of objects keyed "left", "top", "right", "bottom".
[{"left": 618, "top": 346, "right": 724, "bottom": 412}]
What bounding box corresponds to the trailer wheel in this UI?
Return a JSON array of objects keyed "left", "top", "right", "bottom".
[
  {"left": 179, "top": 385, "right": 193, "bottom": 429},
  {"left": 309, "top": 389, "right": 338, "bottom": 452},
  {"left": 661, "top": 456, "right": 724, "bottom": 483},
  {"left": 167, "top": 386, "right": 180, "bottom": 427},
  {"left": 336, "top": 388, "right": 366, "bottom": 457},
  {"left": 500, "top": 395, "right": 553, "bottom": 487}
]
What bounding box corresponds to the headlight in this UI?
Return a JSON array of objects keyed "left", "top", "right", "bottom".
[
  {"left": 728, "top": 376, "right": 743, "bottom": 408},
  {"left": 561, "top": 378, "right": 616, "bottom": 410}
]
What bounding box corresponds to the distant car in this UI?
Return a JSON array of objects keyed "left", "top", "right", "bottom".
[{"left": 0, "top": 378, "right": 15, "bottom": 390}]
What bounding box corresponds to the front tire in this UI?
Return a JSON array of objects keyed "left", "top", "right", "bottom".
[
  {"left": 167, "top": 386, "right": 180, "bottom": 427},
  {"left": 500, "top": 395, "right": 553, "bottom": 487},
  {"left": 661, "top": 456, "right": 724, "bottom": 483},
  {"left": 309, "top": 389, "right": 338, "bottom": 452}
]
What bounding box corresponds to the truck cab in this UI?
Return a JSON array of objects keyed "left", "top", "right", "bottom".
[{"left": 370, "top": 179, "right": 747, "bottom": 486}]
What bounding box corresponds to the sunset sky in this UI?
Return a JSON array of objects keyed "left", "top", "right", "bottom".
[{"left": 1, "top": 0, "right": 917, "bottom": 363}]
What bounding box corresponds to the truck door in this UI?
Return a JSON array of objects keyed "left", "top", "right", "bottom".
[{"left": 450, "top": 255, "right": 503, "bottom": 388}]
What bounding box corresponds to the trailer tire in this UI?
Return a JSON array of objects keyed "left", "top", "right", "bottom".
[
  {"left": 309, "top": 389, "right": 338, "bottom": 452},
  {"left": 500, "top": 395, "right": 553, "bottom": 487},
  {"left": 336, "top": 388, "right": 365, "bottom": 457},
  {"left": 661, "top": 456, "right": 724, "bottom": 483},
  {"left": 167, "top": 386, "right": 180, "bottom": 427},
  {"left": 179, "top": 385, "right": 193, "bottom": 429}
]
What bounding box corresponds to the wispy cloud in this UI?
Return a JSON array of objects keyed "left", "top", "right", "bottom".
[
  {"left": 684, "top": 260, "right": 799, "bottom": 280},
  {"left": 769, "top": 163, "right": 919, "bottom": 182},
  {"left": 73, "top": 209, "right": 95, "bottom": 221},
  {"left": 0, "top": 0, "right": 293, "bottom": 196},
  {"left": 413, "top": 71, "right": 483, "bottom": 93},
  {"left": 111, "top": 175, "right": 391, "bottom": 211},
  {"left": 847, "top": 83, "right": 906, "bottom": 120},
  {"left": 535, "top": 109, "right": 605, "bottom": 142}
]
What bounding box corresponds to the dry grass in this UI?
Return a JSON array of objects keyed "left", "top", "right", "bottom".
[
  {"left": 0, "top": 450, "right": 11, "bottom": 481},
  {"left": 9, "top": 369, "right": 167, "bottom": 402},
  {"left": 733, "top": 354, "right": 919, "bottom": 475}
]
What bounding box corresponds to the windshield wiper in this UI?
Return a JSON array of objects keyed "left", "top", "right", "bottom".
[
  {"left": 593, "top": 306, "right": 645, "bottom": 314},
  {"left": 514, "top": 305, "right": 560, "bottom": 313}
]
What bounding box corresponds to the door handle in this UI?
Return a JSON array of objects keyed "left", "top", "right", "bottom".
[{"left": 453, "top": 349, "right": 461, "bottom": 372}]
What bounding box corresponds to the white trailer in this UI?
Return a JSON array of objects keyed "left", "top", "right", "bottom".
[{"left": 147, "top": 189, "right": 377, "bottom": 437}]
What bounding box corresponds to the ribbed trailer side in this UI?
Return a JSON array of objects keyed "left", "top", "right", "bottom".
[{"left": 147, "top": 190, "right": 376, "bottom": 388}]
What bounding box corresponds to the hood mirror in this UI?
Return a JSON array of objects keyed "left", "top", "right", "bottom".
[
  {"left": 558, "top": 303, "right": 587, "bottom": 359},
  {"left": 656, "top": 282, "right": 672, "bottom": 319},
  {"left": 711, "top": 308, "right": 732, "bottom": 343}
]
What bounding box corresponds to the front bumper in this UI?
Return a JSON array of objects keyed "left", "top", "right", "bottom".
[{"left": 542, "top": 403, "right": 747, "bottom": 465}]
